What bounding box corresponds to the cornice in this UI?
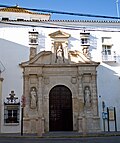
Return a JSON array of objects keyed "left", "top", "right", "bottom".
[{"left": 1, "top": 19, "right": 120, "bottom": 23}]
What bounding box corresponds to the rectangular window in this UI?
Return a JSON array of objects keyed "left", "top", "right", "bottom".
[
  {"left": 102, "top": 45, "right": 111, "bottom": 55},
  {"left": 102, "top": 37, "right": 114, "bottom": 61},
  {"left": 80, "top": 32, "right": 90, "bottom": 46},
  {"left": 81, "top": 38, "right": 88, "bottom": 45},
  {"left": 30, "top": 38, "right": 37, "bottom": 44}
]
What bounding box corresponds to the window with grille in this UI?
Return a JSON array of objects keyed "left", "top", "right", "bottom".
[
  {"left": 102, "top": 37, "right": 113, "bottom": 61},
  {"left": 4, "top": 104, "right": 20, "bottom": 124}
]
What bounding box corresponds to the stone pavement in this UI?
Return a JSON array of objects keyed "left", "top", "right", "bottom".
[{"left": 0, "top": 131, "right": 120, "bottom": 138}]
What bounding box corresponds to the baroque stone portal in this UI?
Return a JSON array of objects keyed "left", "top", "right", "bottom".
[{"left": 20, "top": 30, "right": 100, "bottom": 135}]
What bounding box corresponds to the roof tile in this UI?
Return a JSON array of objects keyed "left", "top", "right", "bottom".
[{"left": 0, "top": 6, "right": 50, "bottom": 15}]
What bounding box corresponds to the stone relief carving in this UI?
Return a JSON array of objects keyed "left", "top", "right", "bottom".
[
  {"left": 44, "top": 77, "right": 50, "bottom": 85},
  {"left": 30, "top": 87, "right": 38, "bottom": 109},
  {"left": 71, "top": 77, "right": 77, "bottom": 84},
  {"left": 84, "top": 86, "right": 91, "bottom": 107}
]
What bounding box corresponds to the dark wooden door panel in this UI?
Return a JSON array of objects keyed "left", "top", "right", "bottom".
[{"left": 49, "top": 85, "right": 73, "bottom": 131}]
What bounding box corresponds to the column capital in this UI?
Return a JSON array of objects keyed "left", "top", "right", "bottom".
[
  {"left": 37, "top": 74, "right": 43, "bottom": 79},
  {"left": 23, "top": 74, "right": 30, "bottom": 79}
]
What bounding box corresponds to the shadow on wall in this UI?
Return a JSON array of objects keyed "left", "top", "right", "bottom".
[
  {"left": 68, "top": 36, "right": 79, "bottom": 50},
  {"left": 89, "top": 35, "right": 98, "bottom": 51},
  {"left": 89, "top": 35, "right": 98, "bottom": 59},
  {"left": 0, "top": 38, "right": 29, "bottom": 64},
  {"left": 37, "top": 32, "right": 46, "bottom": 52},
  {"left": 97, "top": 63, "right": 120, "bottom": 131},
  {"left": 97, "top": 63, "right": 120, "bottom": 104}
]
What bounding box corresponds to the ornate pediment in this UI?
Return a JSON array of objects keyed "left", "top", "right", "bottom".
[
  {"left": 49, "top": 30, "right": 71, "bottom": 38},
  {"left": 20, "top": 50, "right": 98, "bottom": 68}
]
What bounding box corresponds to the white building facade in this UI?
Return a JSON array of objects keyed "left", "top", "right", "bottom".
[{"left": 0, "top": 6, "right": 120, "bottom": 134}]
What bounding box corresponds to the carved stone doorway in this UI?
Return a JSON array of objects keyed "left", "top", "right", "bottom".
[{"left": 49, "top": 85, "right": 73, "bottom": 131}]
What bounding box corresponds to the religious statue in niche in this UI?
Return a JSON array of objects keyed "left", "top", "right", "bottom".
[
  {"left": 84, "top": 86, "right": 91, "bottom": 107},
  {"left": 56, "top": 43, "right": 64, "bottom": 63},
  {"left": 30, "top": 87, "right": 38, "bottom": 109}
]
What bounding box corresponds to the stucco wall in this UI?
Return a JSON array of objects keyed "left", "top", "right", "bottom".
[{"left": 0, "top": 24, "right": 120, "bottom": 132}]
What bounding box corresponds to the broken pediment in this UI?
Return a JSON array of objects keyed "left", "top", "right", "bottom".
[
  {"left": 49, "top": 30, "right": 71, "bottom": 39},
  {"left": 68, "top": 50, "right": 94, "bottom": 64},
  {"left": 20, "top": 50, "right": 98, "bottom": 68},
  {"left": 20, "top": 51, "right": 52, "bottom": 66}
]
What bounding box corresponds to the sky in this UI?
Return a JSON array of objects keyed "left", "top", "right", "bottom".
[{"left": 0, "top": 0, "right": 119, "bottom": 20}]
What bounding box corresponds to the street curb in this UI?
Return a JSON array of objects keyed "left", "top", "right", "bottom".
[{"left": 0, "top": 133, "right": 120, "bottom": 138}]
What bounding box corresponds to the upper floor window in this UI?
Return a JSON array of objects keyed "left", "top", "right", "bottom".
[
  {"left": 80, "top": 32, "right": 90, "bottom": 57},
  {"left": 29, "top": 29, "right": 39, "bottom": 45},
  {"left": 101, "top": 37, "right": 114, "bottom": 62},
  {"left": 81, "top": 38, "right": 89, "bottom": 45},
  {"left": 80, "top": 32, "right": 90, "bottom": 46},
  {"left": 30, "top": 38, "right": 37, "bottom": 44},
  {"left": 102, "top": 45, "right": 111, "bottom": 56}
]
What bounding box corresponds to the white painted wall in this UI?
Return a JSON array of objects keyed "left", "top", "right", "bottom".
[
  {"left": 0, "top": 27, "right": 29, "bottom": 133},
  {"left": 97, "top": 64, "right": 120, "bottom": 131},
  {"left": 0, "top": 22, "right": 120, "bottom": 132}
]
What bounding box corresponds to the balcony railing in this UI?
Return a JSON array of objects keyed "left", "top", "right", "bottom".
[{"left": 102, "top": 52, "right": 120, "bottom": 63}]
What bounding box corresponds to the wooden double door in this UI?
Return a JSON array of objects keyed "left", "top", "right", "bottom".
[{"left": 49, "top": 85, "right": 73, "bottom": 131}]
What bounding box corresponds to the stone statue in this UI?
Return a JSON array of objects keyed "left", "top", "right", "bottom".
[
  {"left": 30, "top": 87, "right": 37, "bottom": 109},
  {"left": 56, "top": 43, "right": 64, "bottom": 63},
  {"left": 84, "top": 86, "right": 91, "bottom": 107}
]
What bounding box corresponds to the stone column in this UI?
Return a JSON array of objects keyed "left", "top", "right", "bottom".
[
  {"left": 91, "top": 73, "right": 99, "bottom": 116},
  {"left": 23, "top": 75, "right": 30, "bottom": 116},
  {"left": 0, "top": 77, "right": 4, "bottom": 133},
  {"left": 37, "top": 75, "right": 44, "bottom": 136},
  {"left": 91, "top": 73, "right": 100, "bottom": 132},
  {"left": 77, "top": 75, "right": 84, "bottom": 132},
  {"left": 23, "top": 74, "right": 30, "bottom": 133}
]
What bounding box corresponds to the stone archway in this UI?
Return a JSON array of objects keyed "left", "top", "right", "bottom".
[{"left": 49, "top": 85, "right": 73, "bottom": 131}]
